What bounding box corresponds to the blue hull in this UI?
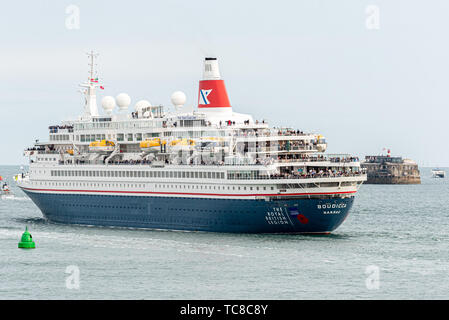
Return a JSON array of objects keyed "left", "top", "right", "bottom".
[{"left": 23, "top": 190, "right": 355, "bottom": 233}]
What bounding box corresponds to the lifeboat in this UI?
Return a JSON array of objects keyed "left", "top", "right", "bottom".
[
  {"left": 140, "top": 138, "right": 166, "bottom": 153},
  {"left": 88, "top": 140, "right": 115, "bottom": 154},
  {"left": 66, "top": 149, "right": 74, "bottom": 155},
  {"left": 169, "top": 138, "right": 195, "bottom": 152}
]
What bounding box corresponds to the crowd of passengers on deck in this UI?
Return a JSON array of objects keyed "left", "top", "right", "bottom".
[
  {"left": 62, "top": 153, "right": 360, "bottom": 167},
  {"left": 277, "top": 154, "right": 359, "bottom": 163},
  {"left": 265, "top": 169, "right": 365, "bottom": 180}
]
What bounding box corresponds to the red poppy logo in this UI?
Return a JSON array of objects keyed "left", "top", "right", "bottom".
[{"left": 297, "top": 214, "right": 309, "bottom": 224}]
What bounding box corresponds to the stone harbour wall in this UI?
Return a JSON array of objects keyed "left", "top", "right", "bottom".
[{"left": 361, "top": 162, "right": 421, "bottom": 184}]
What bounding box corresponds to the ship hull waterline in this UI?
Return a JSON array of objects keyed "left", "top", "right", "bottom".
[{"left": 21, "top": 188, "right": 355, "bottom": 234}]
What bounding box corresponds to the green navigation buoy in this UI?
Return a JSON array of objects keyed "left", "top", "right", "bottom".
[{"left": 18, "top": 226, "right": 35, "bottom": 249}]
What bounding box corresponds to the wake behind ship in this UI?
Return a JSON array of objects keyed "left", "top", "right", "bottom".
[{"left": 16, "top": 53, "right": 366, "bottom": 234}]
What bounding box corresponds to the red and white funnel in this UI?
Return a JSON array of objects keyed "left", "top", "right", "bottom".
[{"left": 198, "top": 57, "right": 232, "bottom": 111}]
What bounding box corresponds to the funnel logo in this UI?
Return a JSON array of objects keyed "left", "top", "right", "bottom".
[{"left": 199, "top": 89, "right": 212, "bottom": 105}]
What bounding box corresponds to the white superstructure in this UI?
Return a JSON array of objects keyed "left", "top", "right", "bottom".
[
  {"left": 15, "top": 53, "right": 367, "bottom": 234},
  {"left": 18, "top": 53, "right": 366, "bottom": 200}
]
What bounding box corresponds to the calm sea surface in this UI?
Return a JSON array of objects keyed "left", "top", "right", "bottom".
[{"left": 1, "top": 165, "right": 448, "bottom": 299}]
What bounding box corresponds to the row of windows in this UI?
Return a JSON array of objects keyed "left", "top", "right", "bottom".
[
  {"left": 49, "top": 134, "right": 70, "bottom": 141},
  {"left": 33, "top": 176, "right": 353, "bottom": 191},
  {"left": 154, "top": 184, "right": 274, "bottom": 192},
  {"left": 74, "top": 127, "right": 229, "bottom": 143},
  {"left": 29, "top": 180, "right": 275, "bottom": 192},
  {"left": 37, "top": 157, "right": 57, "bottom": 162},
  {"left": 74, "top": 119, "right": 163, "bottom": 131},
  {"left": 80, "top": 134, "right": 106, "bottom": 142},
  {"left": 31, "top": 181, "right": 145, "bottom": 188},
  {"left": 76, "top": 130, "right": 226, "bottom": 143},
  {"left": 78, "top": 132, "right": 153, "bottom": 142},
  {"left": 50, "top": 170, "right": 225, "bottom": 179}
]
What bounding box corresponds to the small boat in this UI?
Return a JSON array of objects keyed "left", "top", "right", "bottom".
[
  {"left": 140, "top": 138, "right": 166, "bottom": 153},
  {"left": 1, "top": 182, "right": 11, "bottom": 195},
  {"left": 431, "top": 168, "right": 445, "bottom": 178},
  {"left": 88, "top": 140, "right": 115, "bottom": 153}
]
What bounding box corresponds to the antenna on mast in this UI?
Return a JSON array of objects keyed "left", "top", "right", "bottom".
[
  {"left": 80, "top": 50, "right": 102, "bottom": 119},
  {"left": 86, "top": 50, "right": 99, "bottom": 81}
]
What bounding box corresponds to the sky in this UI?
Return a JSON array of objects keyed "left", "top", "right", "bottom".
[{"left": 0, "top": 0, "right": 448, "bottom": 166}]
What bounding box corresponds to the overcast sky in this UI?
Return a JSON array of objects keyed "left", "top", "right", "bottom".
[{"left": 1, "top": 0, "right": 448, "bottom": 166}]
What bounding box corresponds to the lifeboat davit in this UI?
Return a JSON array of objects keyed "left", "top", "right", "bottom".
[
  {"left": 89, "top": 140, "right": 115, "bottom": 154},
  {"left": 140, "top": 138, "right": 166, "bottom": 153}
]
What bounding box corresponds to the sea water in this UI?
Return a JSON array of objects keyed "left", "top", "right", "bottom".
[{"left": 1, "top": 165, "right": 448, "bottom": 299}]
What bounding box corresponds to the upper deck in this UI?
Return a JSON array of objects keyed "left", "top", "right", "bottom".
[{"left": 23, "top": 54, "right": 366, "bottom": 186}]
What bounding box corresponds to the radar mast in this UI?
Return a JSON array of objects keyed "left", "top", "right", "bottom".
[{"left": 80, "top": 51, "right": 103, "bottom": 119}]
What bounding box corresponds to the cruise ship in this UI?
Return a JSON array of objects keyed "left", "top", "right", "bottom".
[{"left": 16, "top": 53, "right": 366, "bottom": 234}]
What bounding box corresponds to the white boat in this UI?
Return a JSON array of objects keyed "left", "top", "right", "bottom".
[{"left": 431, "top": 168, "right": 445, "bottom": 178}]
